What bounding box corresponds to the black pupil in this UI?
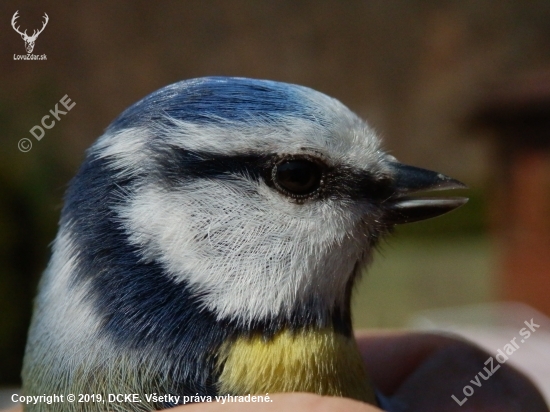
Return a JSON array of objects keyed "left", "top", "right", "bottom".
[{"left": 275, "top": 160, "right": 321, "bottom": 195}]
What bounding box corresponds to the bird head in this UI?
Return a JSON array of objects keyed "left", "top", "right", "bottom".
[
  {"left": 75, "top": 76, "right": 466, "bottom": 330},
  {"left": 23, "top": 77, "right": 467, "bottom": 405}
]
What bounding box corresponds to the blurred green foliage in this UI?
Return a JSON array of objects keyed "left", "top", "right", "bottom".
[{"left": 352, "top": 236, "right": 494, "bottom": 329}]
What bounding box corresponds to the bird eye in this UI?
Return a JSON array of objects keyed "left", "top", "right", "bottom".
[{"left": 272, "top": 158, "right": 323, "bottom": 198}]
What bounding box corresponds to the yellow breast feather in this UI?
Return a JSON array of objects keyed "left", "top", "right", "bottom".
[{"left": 216, "top": 328, "right": 377, "bottom": 404}]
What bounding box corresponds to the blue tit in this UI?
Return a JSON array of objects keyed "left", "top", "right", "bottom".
[{"left": 21, "top": 77, "right": 466, "bottom": 411}]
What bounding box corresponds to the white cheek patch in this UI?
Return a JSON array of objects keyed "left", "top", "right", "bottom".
[{"left": 118, "top": 177, "right": 376, "bottom": 325}]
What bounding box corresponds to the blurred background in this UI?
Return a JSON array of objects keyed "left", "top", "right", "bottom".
[{"left": 0, "top": 0, "right": 549, "bottom": 390}]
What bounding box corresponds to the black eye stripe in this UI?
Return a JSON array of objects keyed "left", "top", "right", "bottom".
[
  {"left": 157, "top": 147, "right": 393, "bottom": 202},
  {"left": 156, "top": 147, "right": 269, "bottom": 184}
]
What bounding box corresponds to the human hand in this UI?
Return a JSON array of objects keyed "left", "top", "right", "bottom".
[{"left": 355, "top": 330, "right": 548, "bottom": 411}]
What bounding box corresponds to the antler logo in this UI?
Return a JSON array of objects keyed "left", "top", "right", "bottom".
[{"left": 11, "top": 11, "right": 49, "bottom": 54}]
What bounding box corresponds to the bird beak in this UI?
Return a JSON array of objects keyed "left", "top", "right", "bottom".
[{"left": 385, "top": 162, "right": 468, "bottom": 224}]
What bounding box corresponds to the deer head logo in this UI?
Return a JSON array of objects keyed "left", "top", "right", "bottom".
[{"left": 11, "top": 11, "right": 49, "bottom": 54}]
